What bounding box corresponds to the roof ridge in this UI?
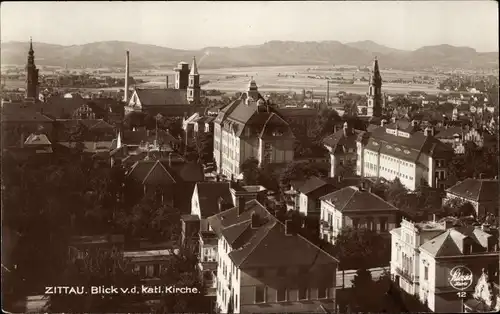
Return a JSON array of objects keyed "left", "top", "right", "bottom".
[
  {"left": 235, "top": 219, "right": 276, "bottom": 267},
  {"left": 340, "top": 187, "right": 358, "bottom": 211},
  {"left": 476, "top": 180, "right": 484, "bottom": 202},
  {"left": 142, "top": 160, "right": 176, "bottom": 185}
]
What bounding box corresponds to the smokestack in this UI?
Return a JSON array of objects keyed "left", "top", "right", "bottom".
[
  {"left": 166, "top": 75, "right": 169, "bottom": 89},
  {"left": 124, "top": 51, "right": 130, "bottom": 103},
  {"left": 326, "top": 81, "right": 330, "bottom": 107},
  {"left": 237, "top": 197, "right": 245, "bottom": 216},
  {"left": 285, "top": 220, "right": 294, "bottom": 235}
]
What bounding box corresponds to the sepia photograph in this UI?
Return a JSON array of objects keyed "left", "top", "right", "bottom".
[{"left": 1, "top": 1, "right": 499, "bottom": 313}]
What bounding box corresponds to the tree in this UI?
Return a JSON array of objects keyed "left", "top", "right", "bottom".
[
  {"left": 331, "top": 227, "right": 389, "bottom": 270},
  {"left": 123, "top": 111, "right": 145, "bottom": 130},
  {"left": 240, "top": 157, "right": 260, "bottom": 185},
  {"left": 45, "top": 248, "right": 143, "bottom": 313},
  {"left": 279, "top": 161, "right": 325, "bottom": 187},
  {"left": 443, "top": 198, "right": 476, "bottom": 217},
  {"left": 311, "top": 108, "right": 341, "bottom": 143},
  {"left": 386, "top": 178, "right": 410, "bottom": 210},
  {"left": 193, "top": 132, "right": 214, "bottom": 164}
]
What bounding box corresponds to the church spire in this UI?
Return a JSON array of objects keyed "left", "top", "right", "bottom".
[
  {"left": 25, "top": 37, "right": 39, "bottom": 100},
  {"left": 366, "top": 56, "right": 382, "bottom": 118},
  {"left": 187, "top": 56, "right": 200, "bottom": 103},
  {"left": 190, "top": 56, "right": 199, "bottom": 76}
]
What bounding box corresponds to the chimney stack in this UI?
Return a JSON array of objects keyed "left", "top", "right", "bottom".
[
  {"left": 237, "top": 197, "right": 245, "bottom": 216},
  {"left": 166, "top": 75, "right": 169, "bottom": 89},
  {"left": 168, "top": 152, "right": 172, "bottom": 167},
  {"left": 285, "top": 220, "right": 294, "bottom": 235},
  {"left": 217, "top": 196, "right": 223, "bottom": 212},
  {"left": 124, "top": 51, "right": 130, "bottom": 103},
  {"left": 251, "top": 212, "right": 259, "bottom": 228},
  {"left": 381, "top": 119, "right": 388, "bottom": 127}
]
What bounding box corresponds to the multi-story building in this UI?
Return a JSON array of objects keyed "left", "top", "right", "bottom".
[
  {"left": 323, "top": 122, "right": 360, "bottom": 178},
  {"left": 463, "top": 269, "right": 500, "bottom": 312},
  {"left": 286, "top": 176, "right": 336, "bottom": 218},
  {"left": 213, "top": 80, "right": 295, "bottom": 179},
  {"left": 356, "top": 119, "right": 454, "bottom": 191},
  {"left": 124, "top": 57, "right": 203, "bottom": 116},
  {"left": 319, "top": 184, "right": 400, "bottom": 243},
  {"left": 207, "top": 199, "right": 339, "bottom": 314},
  {"left": 444, "top": 178, "right": 499, "bottom": 217},
  {"left": 390, "top": 218, "right": 499, "bottom": 312}
]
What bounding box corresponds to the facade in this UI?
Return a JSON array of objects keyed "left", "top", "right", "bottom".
[
  {"left": 444, "top": 178, "right": 499, "bottom": 217},
  {"left": 463, "top": 270, "right": 500, "bottom": 312},
  {"left": 390, "top": 218, "right": 499, "bottom": 313},
  {"left": 319, "top": 185, "right": 400, "bottom": 243},
  {"left": 356, "top": 119, "right": 454, "bottom": 191},
  {"left": 323, "top": 122, "right": 360, "bottom": 178},
  {"left": 207, "top": 199, "right": 339, "bottom": 314},
  {"left": 213, "top": 80, "right": 295, "bottom": 179},
  {"left": 277, "top": 107, "right": 318, "bottom": 138}
]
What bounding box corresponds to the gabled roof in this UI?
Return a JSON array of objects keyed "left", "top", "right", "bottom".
[
  {"left": 323, "top": 127, "right": 360, "bottom": 153},
  {"left": 134, "top": 88, "right": 189, "bottom": 106},
  {"left": 446, "top": 178, "right": 499, "bottom": 202},
  {"left": 127, "top": 159, "right": 204, "bottom": 185},
  {"left": 194, "top": 182, "right": 233, "bottom": 218},
  {"left": 207, "top": 199, "right": 338, "bottom": 269},
  {"left": 298, "top": 176, "right": 329, "bottom": 195},
  {"left": 320, "top": 186, "right": 399, "bottom": 212},
  {"left": 420, "top": 226, "right": 495, "bottom": 258},
  {"left": 24, "top": 133, "right": 52, "bottom": 145}
]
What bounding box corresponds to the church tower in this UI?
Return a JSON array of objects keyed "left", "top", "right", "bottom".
[
  {"left": 25, "top": 37, "right": 39, "bottom": 100},
  {"left": 187, "top": 57, "right": 200, "bottom": 104},
  {"left": 367, "top": 57, "right": 382, "bottom": 117}
]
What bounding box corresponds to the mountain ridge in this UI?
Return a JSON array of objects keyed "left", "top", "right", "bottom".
[{"left": 1, "top": 40, "right": 498, "bottom": 70}]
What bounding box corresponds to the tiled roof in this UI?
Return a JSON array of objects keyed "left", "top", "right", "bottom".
[
  {"left": 446, "top": 178, "right": 499, "bottom": 202},
  {"left": 42, "top": 96, "right": 88, "bottom": 119},
  {"left": 364, "top": 125, "right": 454, "bottom": 163},
  {"left": 320, "top": 186, "right": 399, "bottom": 212},
  {"left": 207, "top": 199, "right": 338, "bottom": 269},
  {"left": 434, "top": 126, "right": 463, "bottom": 139},
  {"left": 1, "top": 103, "right": 53, "bottom": 123},
  {"left": 420, "top": 226, "right": 495, "bottom": 257},
  {"left": 127, "top": 160, "right": 204, "bottom": 185},
  {"left": 135, "top": 88, "right": 189, "bottom": 106},
  {"left": 24, "top": 133, "right": 52, "bottom": 146},
  {"left": 194, "top": 182, "right": 233, "bottom": 218},
  {"left": 298, "top": 176, "right": 329, "bottom": 195},
  {"left": 323, "top": 127, "right": 360, "bottom": 153}
]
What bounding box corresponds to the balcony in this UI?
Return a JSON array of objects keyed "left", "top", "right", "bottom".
[
  {"left": 320, "top": 221, "right": 334, "bottom": 232},
  {"left": 395, "top": 267, "right": 419, "bottom": 284}
]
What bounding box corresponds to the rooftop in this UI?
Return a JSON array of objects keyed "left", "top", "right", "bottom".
[
  {"left": 446, "top": 178, "right": 499, "bottom": 203},
  {"left": 320, "top": 186, "right": 399, "bottom": 213}
]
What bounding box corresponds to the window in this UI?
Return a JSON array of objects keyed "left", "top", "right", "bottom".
[
  {"left": 298, "top": 287, "right": 308, "bottom": 300},
  {"left": 255, "top": 286, "right": 266, "bottom": 303},
  {"left": 318, "top": 285, "right": 328, "bottom": 299},
  {"left": 380, "top": 218, "right": 387, "bottom": 232},
  {"left": 424, "top": 266, "right": 429, "bottom": 281},
  {"left": 277, "top": 288, "right": 287, "bottom": 302}
]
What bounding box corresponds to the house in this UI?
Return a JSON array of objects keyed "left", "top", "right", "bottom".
[
  {"left": 323, "top": 122, "right": 360, "bottom": 178},
  {"left": 434, "top": 125, "right": 485, "bottom": 155},
  {"left": 42, "top": 96, "right": 99, "bottom": 120},
  {"left": 125, "top": 248, "right": 180, "bottom": 282},
  {"left": 23, "top": 133, "right": 53, "bottom": 154},
  {"left": 68, "top": 234, "right": 125, "bottom": 262},
  {"left": 444, "top": 178, "right": 499, "bottom": 217},
  {"left": 214, "top": 80, "right": 295, "bottom": 179},
  {"left": 207, "top": 199, "right": 339, "bottom": 314},
  {"left": 356, "top": 118, "right": 454, "bottom": 190},
  {"left": 319, "top": 184, "right": 400, "bottom": 243},
  {"left": 124, "top": 58, "right": 204, "bottom": 116},
  {"left": 183, "top": 112, "right": 215, "bottom": 144},
  {"left": 390, "top": 218, "right": 499, "bottom": 313},
  {"left": 277, "top": 107, "right": 318, "bottom": 138},
  {"left": 190, "top": 182, "right": 234, "bottom": 232},
  {"left": 125, "top": 159, "right": 204, "bottom": 213},
  {"left": 289, "top": 176, "right": 336, "bottom": 218}
]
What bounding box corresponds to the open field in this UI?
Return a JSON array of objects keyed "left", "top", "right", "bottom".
[{"left": 3, "top": 65, "right": 443, "bottom": 95}]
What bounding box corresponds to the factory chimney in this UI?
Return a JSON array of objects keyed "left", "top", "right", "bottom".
[{"left": 124, "top": 50, "right": 130, "bottom": 103}]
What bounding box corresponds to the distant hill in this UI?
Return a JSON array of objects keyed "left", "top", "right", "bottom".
[{"left": 1, "top": 40, "right": 497, "bottom": 70}]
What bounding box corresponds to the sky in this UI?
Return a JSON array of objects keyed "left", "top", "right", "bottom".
[{"left": 1, "top": 1, "right": 498, "bottom": 52}]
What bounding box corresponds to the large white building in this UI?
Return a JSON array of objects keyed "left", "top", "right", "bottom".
[
  {"left": 356, "top": 120, "right": 454, "bottom": 190},
  {"left": 207, "top": 199, "right": 339, "bottom": 314},
  {"left": 213, "top": 80, "right": 295, "bottom": 179},
  {"left": 390, "top": 218, "right": 499, "bottom": 312}
]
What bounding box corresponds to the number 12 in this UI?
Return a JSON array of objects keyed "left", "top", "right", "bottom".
[{"left": 457, "top": 291, "right": 467, "bottom": 298}]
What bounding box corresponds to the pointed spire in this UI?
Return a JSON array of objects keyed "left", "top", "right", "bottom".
[
  {"left": 373, "top": 56, "right": 379, "bottom": 74},
  {"left": 190, "top": 56, "right": 199, "bottom": 75}
]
